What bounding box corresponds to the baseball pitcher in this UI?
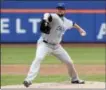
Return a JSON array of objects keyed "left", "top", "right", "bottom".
[{"left": 23, "top": 3, "right": 86, "bottom": 87}]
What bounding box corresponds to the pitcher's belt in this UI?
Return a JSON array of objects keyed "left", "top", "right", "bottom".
[{"left": 43, "top": 40, "right": 56, "bottom": 45}]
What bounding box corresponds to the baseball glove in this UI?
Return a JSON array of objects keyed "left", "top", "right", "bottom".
[{"left": 40, "top": 20, "right": 51, "bottom": 34}]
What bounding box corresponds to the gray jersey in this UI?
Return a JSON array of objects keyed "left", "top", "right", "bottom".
[{"left": 39, "top": 13, "right": 74, "bottom": 44}]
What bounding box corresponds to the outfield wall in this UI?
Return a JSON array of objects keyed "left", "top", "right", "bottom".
[{"left": 1, "top": 1, "right": 106, "bottom": 43}]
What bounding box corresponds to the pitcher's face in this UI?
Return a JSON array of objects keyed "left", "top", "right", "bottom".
[{"left": 56, "top": 9, "right": 66, "bottom": 17}]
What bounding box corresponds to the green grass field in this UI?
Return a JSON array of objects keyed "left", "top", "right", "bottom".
[
  {"left": 1, "top": 47, "right": 105, "bottom": 65},
  {"left": 1, "top": 74, "right": 105, "bottom": 86},
  {"left": 1, "top": 46, "right": 105, "bottom": 86}
]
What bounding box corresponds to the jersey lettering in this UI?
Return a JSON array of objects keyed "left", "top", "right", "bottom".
[{"left": 56, "top": 26, "right": 64, "bottom": 32}]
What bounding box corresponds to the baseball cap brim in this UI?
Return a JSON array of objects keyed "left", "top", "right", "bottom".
[{"left": 56, "top": 6, "right": 65, "bottom": 10}]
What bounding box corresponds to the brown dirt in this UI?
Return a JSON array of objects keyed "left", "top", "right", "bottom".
[{"left": 1, "top": 64, "right": 105, "bottom": 75}]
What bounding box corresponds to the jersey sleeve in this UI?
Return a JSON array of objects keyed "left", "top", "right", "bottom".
[
  {"left": 43, "top": 13, "right": 50, "bottom": 20},
  {"left": 67, "top": 19, "right": 75, "bottom": 29},
  {"left": 43, "top": 13, "right": 53, "bottom": 22}
]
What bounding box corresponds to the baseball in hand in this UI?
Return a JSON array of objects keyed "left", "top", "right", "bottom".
[{"left": 81, "top": 31, "right": 86, "bottom": 36}]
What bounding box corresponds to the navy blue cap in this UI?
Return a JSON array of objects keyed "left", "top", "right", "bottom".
[{"left": 56, "top": 3, "right": 65, "bottom": 10}]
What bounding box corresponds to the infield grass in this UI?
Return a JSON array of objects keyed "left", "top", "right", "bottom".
[
  {"left": 1, "top": 47, "right": 105, "bottom": 65},
  {"left": 1, "top": 74, "right": 105, "bottom": 86}
]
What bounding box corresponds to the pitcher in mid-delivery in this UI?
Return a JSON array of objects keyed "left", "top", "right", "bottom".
[{"left": 23, "top": 3, "right": 86, "bottom": 88}]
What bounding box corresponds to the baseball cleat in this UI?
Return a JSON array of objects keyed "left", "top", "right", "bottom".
[
  {"left": 23, "top": 81, "right": 32, "bottom": 88},
  {"left": 71, "top": 80, "right": 85, "bottom": 84}
]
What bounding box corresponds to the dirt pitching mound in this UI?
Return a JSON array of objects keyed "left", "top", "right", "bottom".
[{"left": 1, "top": 81, "right": 105, "bottom": 89}]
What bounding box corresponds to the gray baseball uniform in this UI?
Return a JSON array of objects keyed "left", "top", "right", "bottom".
[{"left": 25, "top": 13, "right": 79, "bottom": 82}]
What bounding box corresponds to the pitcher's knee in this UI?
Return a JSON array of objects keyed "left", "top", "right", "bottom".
[
  {"left": 65, "top": 59, "right": 73, "bottom": 65},
  {"left": 36, "top": 56, "right": 44, "bottom": 61}
]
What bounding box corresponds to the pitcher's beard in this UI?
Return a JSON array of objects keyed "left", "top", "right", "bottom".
[{"left": 58, "top": 14, "right": 64, "bottom": 17}]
